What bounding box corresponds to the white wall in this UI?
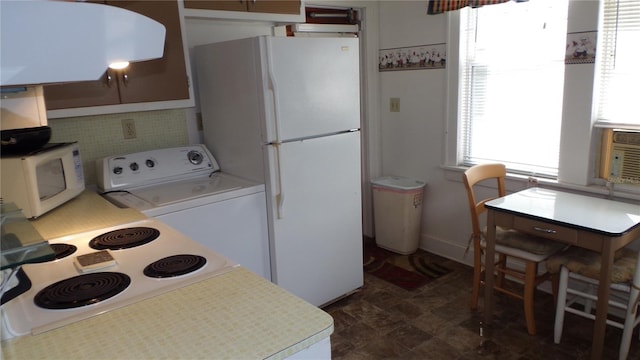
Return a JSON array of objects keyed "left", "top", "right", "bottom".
[
  {"left": 558, "top": 0, "right": 600, "bottom": 186},
  {"left": 377, "top": 1, "right": 474, "bottom": 263}
]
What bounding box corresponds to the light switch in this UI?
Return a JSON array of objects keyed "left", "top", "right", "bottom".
[{"left": 390, "top": 98, "right": 400, "bottom": 112}]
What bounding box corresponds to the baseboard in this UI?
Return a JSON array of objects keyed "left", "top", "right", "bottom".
[
  {"left": 419, "top": 233, "right": 473, "bottom": 267},
  {"left": 419, "top": 233, "right": 554, "bottom": 295}
]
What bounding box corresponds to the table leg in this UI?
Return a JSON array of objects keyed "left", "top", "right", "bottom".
[
  {"left": 590, "top": 241, "right": 614, "bottom": 360},
  {"left": 483, "top": 210, "right": 497, "bottom": 325}
]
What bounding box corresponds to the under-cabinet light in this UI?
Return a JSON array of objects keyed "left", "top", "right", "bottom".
[{"left": 109, "top": 61, "right": 130, "bottom": 70}]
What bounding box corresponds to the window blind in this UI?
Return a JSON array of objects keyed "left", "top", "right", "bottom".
[
  {"left": 596, "top": 0, "right": 640, "bottom": 129},
  {"left": 458, "top": 0, "right": 568, "bottom": 177}
]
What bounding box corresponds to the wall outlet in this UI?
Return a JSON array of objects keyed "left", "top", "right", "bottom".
[
  {"left": 122, "top": 119, "right": 137, "bottom": 139},
  {"left": 390, "top": 97, "right": 400, "bottom": 112}
]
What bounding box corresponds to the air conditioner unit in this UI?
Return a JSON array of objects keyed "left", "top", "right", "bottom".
[{"left": 606, "top": 131, "right": 640, "bottom": 184}]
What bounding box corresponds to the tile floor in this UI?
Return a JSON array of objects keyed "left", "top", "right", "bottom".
[{"left": 323, "top": 250, "right": 640, "bottom": 359}]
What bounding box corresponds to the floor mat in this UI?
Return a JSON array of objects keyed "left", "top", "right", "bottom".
[{"left": 363, "top": 241, "right": 451, "bottom": 291}]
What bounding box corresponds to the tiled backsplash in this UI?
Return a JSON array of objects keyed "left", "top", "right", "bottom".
[{"left": 49, "top": 109, "right": 189, "bottom": 186}]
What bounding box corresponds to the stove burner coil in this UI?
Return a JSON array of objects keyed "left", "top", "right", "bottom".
[
  {"left": 143, "top": 254, "right": 207, "bottom": 278},
  {"left": 49, "top": 243, "right": 77, "bottom": 260},
  {"left": 29, "top": 243, "right": 77, "bottom": 263},
  {"left": 34, "top": 272, "right": 131, "bottom": 309},
  {"left": 89, "top": 227, "right": 160, "bottom": 250}
]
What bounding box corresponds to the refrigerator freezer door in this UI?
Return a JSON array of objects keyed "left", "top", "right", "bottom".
[
  {"left": 266, "top": 130, "right": 363, "bottom": 306},
  {"left": 262, "top": 37, "right": 361, "bottom": 142},
  {"left": 195, "top": 37, "right": 265, "bottom": 183}
]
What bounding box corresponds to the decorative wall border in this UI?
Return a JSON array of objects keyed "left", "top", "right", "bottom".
[
  {"left": 379, "top": 43, "right": 446, "bottom": 71},
  {"left": 565, "top": 31, "right": 597, "bottom": 64}
]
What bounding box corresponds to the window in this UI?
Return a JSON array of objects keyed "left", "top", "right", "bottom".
[
  {"left": 596, "top": 0, "right": 640, "bottom": 129},
  {"left": 596, "top": 0, "right": 640, "bottom": 185},
  {"left": 458, "top": 0, "right": 569, "bottom": 178}
]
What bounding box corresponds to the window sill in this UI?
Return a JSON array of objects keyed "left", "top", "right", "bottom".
[{"left": 441, "top": 165, "right": 640, "bottom": 203}]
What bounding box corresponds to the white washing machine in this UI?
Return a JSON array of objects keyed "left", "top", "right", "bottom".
[{"left": 96, "top": 145, "right": 271, "bottom": 280}]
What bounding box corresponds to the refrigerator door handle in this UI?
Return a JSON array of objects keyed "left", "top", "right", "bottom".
[
  {"left": 272, "top": 142, "right": 285, "bottom": 219},
  {"left": 266, "top": 39, "right": 282, "bottom": 143}
]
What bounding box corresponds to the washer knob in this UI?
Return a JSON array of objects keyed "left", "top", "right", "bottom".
[
  {"left": 113, "top": 166, "right": 123, "bottom": 175},
  {"left": 146, "top": 159, "right": 155, "bottom": 168},
  {"left": 188, "top": 150, "right": 203, "bottom": 165},
  {"left": 130, "top": 162, "right": 139, "bottom": 171}
]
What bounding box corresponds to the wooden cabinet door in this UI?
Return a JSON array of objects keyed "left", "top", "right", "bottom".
[
  {"left": 43, "top": 70, "right": 121, "bottom": 110},
  {"left": 248, "top": 0, "right": 300, "bottom": 15},
  {"left": 184, "top": 0, "right": 300, "bottom": 15},
  {"left": 183, "top": 0, "right": 247, "bottom": 12},
  {"left": 110, "top": 0, "right": 189, "bottom": 104}
]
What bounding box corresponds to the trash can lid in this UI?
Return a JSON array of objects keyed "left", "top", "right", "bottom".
[{"left": 371, "top": 176, "right": 426, "bottom": 190}]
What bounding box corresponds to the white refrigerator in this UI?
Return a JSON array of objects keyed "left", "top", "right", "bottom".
[{"left": 194, "top": 36, "right": 363, "bottom": 307}]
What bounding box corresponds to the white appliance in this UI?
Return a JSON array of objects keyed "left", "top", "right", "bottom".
[
  {"left": 97, "top": 145, "right": 271, "bottom": 280},
  {"left": 1, "top": 218, "right": 238, "bottom": 339},
  {"left": 194, "top": 36, "right": 363, "bottom": 306},
  {"left": 0, "top": 142, "right": 85, "bottom": 219}
]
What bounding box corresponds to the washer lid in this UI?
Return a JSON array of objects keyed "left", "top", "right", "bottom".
[{"left": 128, "top": 174, "right": 243, "bottom": 208}]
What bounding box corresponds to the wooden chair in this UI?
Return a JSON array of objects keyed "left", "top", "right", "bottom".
[
  {"left": 547, "top": 246, "right": 640, "bottom": 360},
  {"left": 463, "top": 163, "right": 566, "bottom": 335}
]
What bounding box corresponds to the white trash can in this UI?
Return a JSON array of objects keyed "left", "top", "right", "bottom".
[{"left": 371, "top": 176, "right": 426, "bottom": 255}]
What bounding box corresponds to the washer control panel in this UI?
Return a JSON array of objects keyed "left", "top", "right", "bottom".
[{"left": 96, "top": 145, "right": 220, "bottom": 191}]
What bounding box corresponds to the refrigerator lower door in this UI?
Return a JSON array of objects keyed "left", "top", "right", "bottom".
[{"left": 266, "top": 130, "right": 363, "bottom": 306}]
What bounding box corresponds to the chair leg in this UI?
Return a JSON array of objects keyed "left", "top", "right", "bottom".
[
  {"left": 470, "top": 253, "right": 482, "bottom": 311},
  {"left": 550, "top": 273, "right": 559, "bottom": 306},
  {"left": 554, "top": 266, "right": 569, "bottom": 344},
  {"left": 618, "top": 280, "right": 640, "bottom": 360},
  {"left": 523, "top": 261, "right": 537, "bottom": 335},
  {"left": 584, "top": 283, "right": 595, "bottom": 314}
]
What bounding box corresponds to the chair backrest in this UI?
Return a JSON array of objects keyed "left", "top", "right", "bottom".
[{"left": 462, "top": 163, "right": 507, "bottom": 237}]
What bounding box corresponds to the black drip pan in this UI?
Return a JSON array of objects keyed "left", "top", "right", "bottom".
[{"left": 1, "top": 126, "right": 51, "bottom": 155}]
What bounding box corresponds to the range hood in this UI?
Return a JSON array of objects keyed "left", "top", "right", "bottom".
[{"left": 0, "top": 0, "right": 166, "bottom": 87}]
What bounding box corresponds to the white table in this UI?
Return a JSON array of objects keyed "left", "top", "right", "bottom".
[{"left": 484, "top": 187, "right": 640, "bottom": 359}]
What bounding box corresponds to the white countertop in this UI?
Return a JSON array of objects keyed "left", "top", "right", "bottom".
[
  {"left": 486, "top": 187, "right": 640, "bottom": 235},
  {"left": 29, "top": 190, "right": 148, "bottom": 239},
  {"left": 1, "top": 267, "right": 334, "bottom": 359}
]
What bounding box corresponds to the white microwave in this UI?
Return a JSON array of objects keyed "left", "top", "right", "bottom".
[{"left": 1, "top": 142, "right": 85, "bottom": 218}]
